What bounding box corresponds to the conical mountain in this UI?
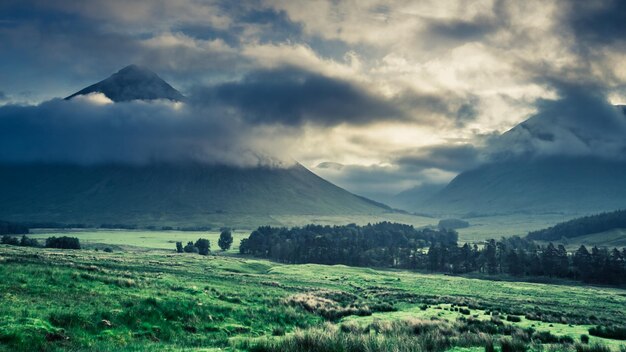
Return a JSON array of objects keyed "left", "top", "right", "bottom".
[
  {"left": 0, "top": 66, "right": 391, "bottom": 228},
  {"left": 65, "top": 64, "right": 185, "bottom": 102}
]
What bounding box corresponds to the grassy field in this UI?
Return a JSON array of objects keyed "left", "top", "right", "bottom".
[
  {"left": 28, "top": 229, "right": 249, "bottom": 253},
  {"left": 21, "top": 212, "right": 574, "bottom": 254},
  {"left": 1, "top": 243, "right": 625, "bottom": 351}
]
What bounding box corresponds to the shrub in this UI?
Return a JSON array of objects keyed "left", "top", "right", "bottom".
[
  {"left": 19, "top": 235, "right": 40, "bottom": 247},
  {"left": 459, "top": 308, "right": 471, "bottom": 315},
  {"left": 194, "top": 238, "right": 210, "bottom": 255},
  {"left": 103, "top": 247, "right": 113, "bottom": 253},
  {"left": 183, "top": 241, "right": 198, "bottom": 253},
  {"left": 588, "top": 325, "right": 626, "bottom": 340},
  {"left": 581, "top": 334, "right": 589, "bottom": 344},
  {"left": 500, "top": 337, "right": 527, "bottom": 352},
  {"left": 218, "top": 230, "right": 233, "bottom": 251},
  {"left": 532, "top": 331, "right": 559, "bottom": 343},
  {"left": 575, "top": 344, "right": 611, "bottom": 352},
  {"left": 1, "top": 235, "right": 19, "bottom": 246},
  {"left": 45, "top": 236, "right": 80, "bottom": 249},
  {"left": 175, "top": 241, "right": 183, "bottom": 253},
  {"left": 507, "top": 315, "right": 522, "bottom": 323}
]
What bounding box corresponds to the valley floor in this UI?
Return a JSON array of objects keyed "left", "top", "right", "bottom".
[{"left": 1, "top": 243, "right": 625, "bottom": 351}]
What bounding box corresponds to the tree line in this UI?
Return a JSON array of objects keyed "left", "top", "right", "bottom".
[
  {"left": 239, "top": 222, "right": 457, "bottom": 267},
  {"left": 239, "top": 222, "right": 626, "bottom": 285},
  {"left": 527, "top": 209, "right": 626, "bottom": 241},
  {"left": 427, "top": 239, "right": 626, "bottom": 285},
  {"left": 1, "top": 235, "right": 81, "bottom": 249}
]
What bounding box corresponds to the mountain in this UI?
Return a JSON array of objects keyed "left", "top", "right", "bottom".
[
  {"left": 0, "top": 162, "right": 389, "bottom": 228},
  {"left": 400, "top": 104, "right": 626, "bottom": 216},
  {"left": 65, "top": 65, "right": 185, "bottom": 102},
  {"left": 389, "top": 183, "right": 446, "bottom": 213},
  {"left": 419, "top": 157, "right": 626, "bottom": 216},
  {"left": 0, "top": 65, "right": 391, "bottom": 228}
]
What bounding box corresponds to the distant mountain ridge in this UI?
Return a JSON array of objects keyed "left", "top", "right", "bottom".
[
  {"left": 422, "top": 157, "right": 626, "bottom": 216},
  {"left": 65, "top": 65, "right": 185, "bottom": 102},
  {"left": 397, "top": 104, "right": 626, "bottom": 216}
]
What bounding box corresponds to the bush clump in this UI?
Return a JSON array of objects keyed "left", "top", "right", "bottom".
[
  {"left": 588, "top": 325, "right": 626, "bottom": 340},
  {"left": 507, "top": 315, "right": 522, "bottom": 323},
  {"left": 45, "top": 236, "right": 80, "bottom": 249}
]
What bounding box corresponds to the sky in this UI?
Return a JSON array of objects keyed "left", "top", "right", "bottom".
[{"left": 1, "top": 0, "right": 625, "bottom": 200}]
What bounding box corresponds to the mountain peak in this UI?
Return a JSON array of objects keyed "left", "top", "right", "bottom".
[{"left": 65, "top": 65, "right": 185, "bottom": 102}]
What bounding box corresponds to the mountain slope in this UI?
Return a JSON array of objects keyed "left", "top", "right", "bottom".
[
  {"left": 527, "top": 209, "right": 626, "bottom": 241},
  {"left": 4, "top": 65, "right": 392, "bottom": 228},
  {"left": 414, "top": 157, "right": 626, "bottom": 216},
  {"left": 390, "top": 184, "right": 446, "bottom": 212},
  {"left": 65, "top": 65, "right": 185, "bottom": 102},
  {"left": 399, "top": 102, "right": 626, "bottom": 216},
  {"left": 0, "top": 163, "right": 389, "bottom": 227}
]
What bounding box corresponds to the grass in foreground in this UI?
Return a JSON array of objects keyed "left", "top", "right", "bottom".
[{"left": 0, "top": 245, "right": 625, "bottom": 351}]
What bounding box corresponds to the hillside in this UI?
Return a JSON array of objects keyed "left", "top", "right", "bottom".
[
  {"left": 406, "top": 157, "right": 626, "bottom": 216},
  {"left": 0, "top": 162, "right": 389, "bottom": 227},
  {"left": 395, "top": 101, "right": 626, "bottom": 216},
  {"left": 527, "top": 209, "right": 626, "bottom": 241}
]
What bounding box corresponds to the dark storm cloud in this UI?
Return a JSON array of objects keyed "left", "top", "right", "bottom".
[
  {"left": 0, "top": 97, "right": 285, "bottom": 166},
  {"left": 394, "top": 144, "right": 483, "bottom": 172},
  {"left": 489, "top": 83, "right": 626, "bottom": 161},
  {"left": 314, "top": 161, "right": 456, "bottom": 200},
  {"left": 391, "top": 91, "right": 481, "bottom": 127},
  {"left": 567, "top": 0, "right": 626, "bottom": 46},
  {"left": 191, "top": 67, "right": 403, "bottom": 126}
]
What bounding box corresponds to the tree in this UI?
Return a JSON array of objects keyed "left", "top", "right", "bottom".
[
  {"left": 218, "top": 230, "right": 234, "bottom": 251},
  {"left": 484, "top": 240, "right": 498, "bottom": 274},
  {"left": 19, "top": 235, "right": 39, "bottom": 247},
  {"left": 184, "top": 241, "right": 198, "bottom": 253},
  {"left": 175, "top": 241, "right": 183, "bottom": 253},
  {"left": 1, "top": 235, "right": 19, "bottom": 246},
  {"left": 507, "top": 249, "right": 523, "bottom": 276},
  {"left": 45, "top": 236, "right": 80, "bottom": 249},
  {"left": 573, "top": 245, "right": 591, "bottom": 281},
  {"left": 541, "top": 243, "right": 559, "bottom": 277},
  {"left": 195, "top": 238, "right": 210, "bottom": 255}
]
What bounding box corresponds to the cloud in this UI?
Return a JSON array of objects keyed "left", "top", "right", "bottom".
[
  {"left": 191, "top": 66, "right": 403, "bottom": 126},
  {"left": 394, "top": 144, "right": 484, "bottom": 172},
  {"left": 488, "top": 83, "right": 626, "bottom": 161},
  {"left": 2, "top": 0, "right": 626, "bottom": 201},
  {"left": 0, "top": 91, "right": 6, "bottom": 102},
  {"left": 314, "top": 162, "right": 456, "bottom": 199},
  {"left": 566, "top": 0, "right": 626, "bottom": 46},
  {"left": 0, "top": 97, "right": 294, "bottom": 167}
]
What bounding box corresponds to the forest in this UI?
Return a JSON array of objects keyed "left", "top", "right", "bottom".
[
  {"left": 527, "top": 209, "right": 626, "bottom": 241},
  {"left": 240, "top": 222, "right": 626, "bottom": 285}
]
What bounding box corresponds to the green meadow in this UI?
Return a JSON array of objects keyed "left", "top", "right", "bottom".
[
  {"left": 28, "top": 229, "right": 249, "bottom": 253},
  {"left": 1, "top": 236, "right": 625, "bottom": 351}
]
